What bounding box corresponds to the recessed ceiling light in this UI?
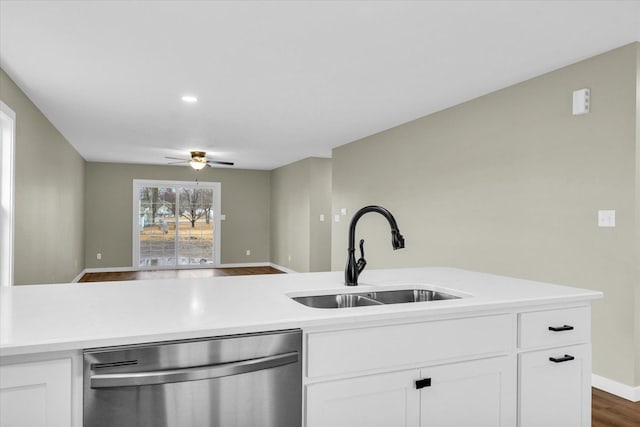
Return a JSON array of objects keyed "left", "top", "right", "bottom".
[{"left": 181, "top": 95, "right": 198, "bottom": 103}]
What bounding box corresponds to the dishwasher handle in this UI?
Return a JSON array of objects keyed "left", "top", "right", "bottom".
[{"left": 90, "top": 351, "right": 299, "bottom": 389}]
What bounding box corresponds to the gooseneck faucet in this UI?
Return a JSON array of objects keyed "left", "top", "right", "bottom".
[{"left": 345, "top": 205, "right": 405, "bottom": 286}]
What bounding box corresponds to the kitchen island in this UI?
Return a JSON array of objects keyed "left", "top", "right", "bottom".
[{"left": 0, "top": 268, "right": 602, "bottom": 426}]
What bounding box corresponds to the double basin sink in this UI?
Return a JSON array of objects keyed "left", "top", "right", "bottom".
[{"left": 291, "top": 287, "right": 461, "bottom": 309}]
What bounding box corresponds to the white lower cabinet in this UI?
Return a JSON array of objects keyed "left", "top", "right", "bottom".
[
  {"left": 519, "top": 344, "right": 591, "bottom": 427},
  {"left": 306, "top": 356, "right": 515, "bottom": 427},
  {"left": 306, "top": 369, "right": 420, "bottom": 427},
  {"left": 305, "top": 305, "right": 594, "bottom": 427},
  {"left": 0, "top": 357, "right": 73, "bottom": 427},
  {"left": 419, "top": 357, "right": 515, "bottom": 427},
  {"left": 0, "top": 303, "right": 594, "bottom": 427}
]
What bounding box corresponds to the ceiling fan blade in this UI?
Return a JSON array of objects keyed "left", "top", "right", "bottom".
[
  {"left": 207, "top": 160, "right": 235, "bottom": 166},
  {"left": 165, "top": 156, "right": 190, "bottom": 161},
  {"left": 167, "top": 161, "right": 188, "bottom": 164}
]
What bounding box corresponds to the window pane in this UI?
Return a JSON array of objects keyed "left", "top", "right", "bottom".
[
  {"left": 177, "top": 188, "right": 214, "bottom": 265},
  {"left": 138, "top": 186, "right": 176, "bottom": 267}
]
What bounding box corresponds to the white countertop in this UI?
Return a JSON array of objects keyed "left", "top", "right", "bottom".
[{"left": 0, "top": 268, "right": 602, "bottom": 357}]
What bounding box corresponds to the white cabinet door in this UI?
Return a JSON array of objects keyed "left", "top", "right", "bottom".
[
  {"left": 419, "top": 357, "right": 516, "bottom": 427},
  {"left": 306, "top": 369, "right": 420, "bottom": 427},
  {"left": 0, "top": 358, "right": 72, "bottom": 427},
  {"left": 519, "top": 344, "right": 590, "bottom": 427}
]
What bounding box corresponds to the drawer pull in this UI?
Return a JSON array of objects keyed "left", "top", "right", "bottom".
[
  {"left": 548, "top": 325, "right": 574, "bottom": 332},
  {"left": 415, "top": 378, "right": 431, "bottom": 389},
  {"left": 549, "top": 354, "right": 575, "bottom": 363}
]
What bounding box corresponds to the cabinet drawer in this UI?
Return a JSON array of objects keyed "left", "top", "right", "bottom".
[
  {"left": 306, "top": 314, "right": 513, "bottom": 378},
  {"left": 518, "top": 344, "right": 591, "bottom": 427},
  {"left": 518, "top": 306, "right": 590, "bottom": 349}
]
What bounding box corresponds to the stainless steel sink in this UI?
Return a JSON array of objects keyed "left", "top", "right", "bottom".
[
  {"left": 291, "top": 288, "right": 460, "bottom": 309},
  {"left": 367, "top": 289, "right": 459, "bottom": 304},
  {"left": 292, "top": 293, "right": 384, "bottom": 309}
]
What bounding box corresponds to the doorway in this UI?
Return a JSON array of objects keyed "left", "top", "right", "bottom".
[{"left": 133, "top": 180, "right": 221, "bottom": 269}]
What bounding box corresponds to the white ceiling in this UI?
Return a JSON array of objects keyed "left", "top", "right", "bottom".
[{"left": 1, "top": 1, "right": 639, "bottom": 170}]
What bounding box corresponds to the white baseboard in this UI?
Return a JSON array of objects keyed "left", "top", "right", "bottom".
[
  {"left": 592, "top": 374, "right": 640, "bottom": 402},
  {"left": 269, "top": 263, "right": 297, "bottom": 274},
  {"left": 72, "top": 270, "right": 87, "bottom": 283}
]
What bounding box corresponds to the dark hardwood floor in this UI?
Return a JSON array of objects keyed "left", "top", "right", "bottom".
[
  {"left": 79, "top": 269, "right": 638, "bottom": 425},
  {"left": 592, "top": 388, "right": 640, "bottom": 427},
  {"left": 78, "top": 266, "right": 285, "bottom": 282}
]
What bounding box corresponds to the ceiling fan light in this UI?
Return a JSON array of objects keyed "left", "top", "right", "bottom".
[{"left": 189, "top": 160, "right": 207, "bottom": 170}]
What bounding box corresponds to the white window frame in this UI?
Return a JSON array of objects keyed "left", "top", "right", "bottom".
[
  {"left": 0, "top": 101, "right": 15, "bottom": 287},
  {"left": 132, "top": 179, "right": 222, "bottom": 269}
]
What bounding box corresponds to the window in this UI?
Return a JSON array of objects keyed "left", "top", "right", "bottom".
[
  {"left": 132, "top": 180, "right": 222, "bottom": 269},
  {"left": 0, "top": 101, "right": 15, "bottom": 286}
]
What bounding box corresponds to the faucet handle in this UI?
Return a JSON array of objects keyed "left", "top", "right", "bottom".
[{"left": 356, "top": 239, "right": 367, "bottom": 273}]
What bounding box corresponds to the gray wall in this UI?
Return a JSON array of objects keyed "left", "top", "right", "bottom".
[
  {"left": 0, "top": 68, "right": 85, "bottom": 285},
  {"left": 331, "top": 43, "right": 639, "bottom": 387},
  {"left": 84, "top": 163, "right": 270, "bottom": 268},
  {"left": 635, "top": 45, "right": 640, "bottom": 387},
  {"left": 271, "top": 157, "right": 331, "bottom": 272},
  {"left": 309, "top": 158, "right": 332, "bottom": 272}
]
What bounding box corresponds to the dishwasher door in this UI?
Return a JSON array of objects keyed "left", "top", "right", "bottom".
[{"left": 83, "top": 329, "right": 302, "bottom": 427}]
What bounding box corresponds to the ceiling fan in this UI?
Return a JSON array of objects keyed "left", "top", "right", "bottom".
[{"left": 166, "top": 151, "right": 235, "bottom": 170}]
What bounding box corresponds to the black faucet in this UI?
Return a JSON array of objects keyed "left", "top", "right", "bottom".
[{"left": 345, "top": 205, "right": 405, "bottom": 286}]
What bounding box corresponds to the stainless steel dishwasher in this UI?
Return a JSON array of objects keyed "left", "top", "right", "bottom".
[{"left": 83, "top": 329, "right": 302, "bottom": 427}]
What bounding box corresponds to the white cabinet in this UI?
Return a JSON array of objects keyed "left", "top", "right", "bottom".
[
  {"left": 0, "top": 352, "right": 81, "bottom": 427},
  {"left": 306, "top": 356, "right": 515, "bottom": 427},
  {"left": 518, "top": 306, "right": 592, "bottom": 427},
  {"left": 420, "top": 357, "right": 515, "bottom": 427},
  {"left": 304, "top": 314, "right": 517, "bottom": 427},
  {"left": 306, "top": 369, "right": 420, "bottom": 427},
  {"left": 519, "top": 344, "right": 590, "bottom": 427},
  {"left": 305, "top": 304, "right": 594, "bottom": 427},
  {"left": 0, "top": 358, "right": 71, "bottom": 427}
]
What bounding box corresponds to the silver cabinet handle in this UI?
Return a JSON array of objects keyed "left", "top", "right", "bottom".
[{"left": 90, "top": 351, "right": 298, "bottom": 389}]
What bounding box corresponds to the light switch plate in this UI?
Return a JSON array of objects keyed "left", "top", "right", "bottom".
[
  {"left": 319, "top": 214, "right": 325, "bottom": 222},
  {"left": 340, "top": 208, "right": 348, "bottom": 216},
  {"left": 598, "top": 210, "right": 615, "bottom": 227},
  {"left": 334, "top": 214, "right": 340, "bottom": 222},
  {"left": 573, "top": 88, "right": 590, "bottom": 115}
]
